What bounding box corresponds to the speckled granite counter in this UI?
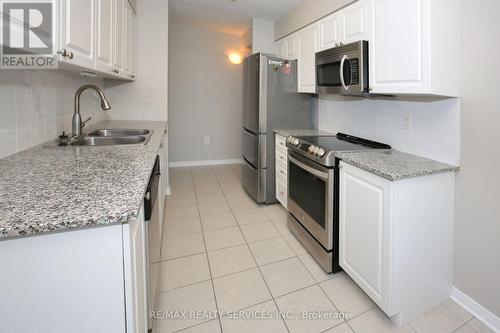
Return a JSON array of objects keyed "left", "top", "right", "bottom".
[
  {"left": 273, "top": 129, "right": 334, "bottom": 137},
  {"left": 0, "top": 120, "right": 167, "bottom": 240},
  {"left": 335, "top": 150, "right": 459, "bottom": 181}
]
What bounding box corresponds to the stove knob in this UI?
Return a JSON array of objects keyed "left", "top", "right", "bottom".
[
  {"left": 293, "top": 138, "right": 300, "bottom": 146},
  {"left": 286, "top": 136, "right": 292, "bottom": 144},
  {"left": 308, "top": 145, "right": 315, "bottom": 153},
  {"left": 317, "top": 148, "right": 325, "bottom": 157},
  {"left": 313, "top": 146, "right": 320, "bottom": 155}
]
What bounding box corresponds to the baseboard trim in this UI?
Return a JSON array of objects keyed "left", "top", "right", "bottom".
[
  {"left": 451, "top": 287, "right": 500, "bottom": 332},
  {"left": 169, "top": 159, "right": 243, "bottom": 168}
]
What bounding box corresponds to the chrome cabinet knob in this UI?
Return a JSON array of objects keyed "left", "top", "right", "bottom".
[
  {"left": 339, "top": 42, "right": 344, "bottom": 46},
  {"left": 335, "top": 43, "right": 339, "bottom": 47}
]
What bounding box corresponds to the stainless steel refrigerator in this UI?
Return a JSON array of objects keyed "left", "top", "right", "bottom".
[{"left": 242, "top": 53, "right": 312, "bottom": 203}]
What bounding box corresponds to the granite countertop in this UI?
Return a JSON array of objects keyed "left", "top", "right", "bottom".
[
  {"left": 273, "top": 129, "right": 334, "bottom": 137},
  {"left": 335, "top": 149, "right": 459, "bottom": 181},
  {"left": 0, "top": 120, "right": 167, "bottom": 240}
]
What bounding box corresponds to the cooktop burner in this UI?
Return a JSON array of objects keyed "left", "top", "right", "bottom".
[{"left": 286, "top": 132, "right": 391, "bottom": 167}]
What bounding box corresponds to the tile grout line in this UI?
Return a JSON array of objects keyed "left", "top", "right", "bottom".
[
  {"left": 190, "top": 167, "right": 225, "bottom": 333},
  {"left": 217, "top": 170, "right": 292, "bottom": 333}
]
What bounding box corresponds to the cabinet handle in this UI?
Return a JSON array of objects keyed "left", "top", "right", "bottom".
[
  {"left": 339, "top": 42, "right": 344, "bottom": 46},
  {"left": 57, "top": 49, "right": 73, "bottom": 59},
  {"left": 160, "top": 143, "right": 164, "bottom": 148}
]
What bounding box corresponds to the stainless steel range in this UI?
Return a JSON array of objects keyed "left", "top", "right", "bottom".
[{"left": 286, "top": 133, "right": 390, "bottom": 273}]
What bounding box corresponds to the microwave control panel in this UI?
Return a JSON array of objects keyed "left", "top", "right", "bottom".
[{"left": 349, "top": 58, "right": 359, "bottom": 85}]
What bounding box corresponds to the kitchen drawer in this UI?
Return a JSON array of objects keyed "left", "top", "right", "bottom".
[
  {"left": 276, "top": 177, "right": 288, "bottom": 208},
  {"left": 275, "top": 149, "right": 288, "bottom": 166},
  {"left": 276, "top": 134, "right": 287, "bottom": 151},
  {"left": 276, "top": 164, "right": 287, "bottom": 179}
]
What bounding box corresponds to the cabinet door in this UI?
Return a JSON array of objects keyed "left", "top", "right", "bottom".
[
  {"left": 112, "top": 0, "right": 125, "bottom": 74},
  {"left": 59, "top": 0, "right": 95, "bottom": 69},
  {"left": 370, "top": 0, "right": 428, "bottom": 94},
  {"left": 340, "top": 0, "right": 372, "bottom": 44},
  {"left": 95, "top": 0, "right": 113, "bottom": 73},
  {"left": 285, "top": 34, "right": 298, "bottom": 60},
  {"left": 339, "top": 162, "right": 393, "bottom": 313},
  {"left": 297, "top": 23, "right": 319, "bottom": 93},
  {"left": 125, "top": 208, "right": 148, "bottom": 333},
  {"left": 319, "top": 12, "right": 341, "bottom": 51},
  {"left": 123, "top": 0, "right": 130, "bottom": 75},
  {"left": 129, "top": 8, "right": 136, "bottom": 78}
]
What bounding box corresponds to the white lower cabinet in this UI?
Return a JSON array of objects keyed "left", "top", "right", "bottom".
[
  {"left": 339, "top": 161, "right": 455, "bottom": 325},
  {"left": 275, "top": 134, "right": 288, "bottom": 209},
  {"left": 123, "top": 206, "right": 148, "bottom": 333}
]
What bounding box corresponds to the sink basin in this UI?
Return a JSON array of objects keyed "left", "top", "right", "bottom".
[
  {"left": 88, "top": 129, "right": 151, "bottom": 137},
  {"left": 70, "top": 136, "right": 146, "bottom": 146}
]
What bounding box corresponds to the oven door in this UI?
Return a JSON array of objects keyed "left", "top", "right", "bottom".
[{"left": 287, "top": 152, "right": 334, "bottom": 250}]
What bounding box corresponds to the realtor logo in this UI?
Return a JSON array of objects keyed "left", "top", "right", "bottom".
[{"left": 1, "top": 1, "right": 57, "bottom": 68}]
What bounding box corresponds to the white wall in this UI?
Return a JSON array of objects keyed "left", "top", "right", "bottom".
[
  {"left": 454, "top": 0, "right": 500, "bottom": 319},
  {"left": 0, "top": 70, "right": 105, "bottom": 159},
  {"left": 168, "top": 22, "right": 244, "bottom": 164},
  {"left": 104, "top": 0, "right": 168, "bottom": 121},
  {"left": 317, "top": 97, "right": 460, "bottom": 165},
  {"left": 251, "top": 18, "right": 274, "bottom": 54},
  {"left": 275, "top": 0, "right": 355, "bottom": 40}
]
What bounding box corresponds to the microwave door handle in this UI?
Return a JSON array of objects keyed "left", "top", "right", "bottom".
[{"left": 339, "top": 54, "right": 349, "bottom": 90}]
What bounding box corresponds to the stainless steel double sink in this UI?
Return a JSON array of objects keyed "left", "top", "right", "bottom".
[{"left": 54, "top": 129, "right": 154, "bottom": 147}]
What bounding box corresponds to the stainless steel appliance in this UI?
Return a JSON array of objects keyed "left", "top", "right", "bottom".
[
  {"left": 316, "top": 41, "right": 369, "bottom": 95},
  {"left": 242, "top": 53, "right": 312, "bottom": 203},
  {"left": 286, "top": 133, "right": 390, "bottom": 273},
  {"left": 145, "top": 155, "right": 161, "bottom": 332}
]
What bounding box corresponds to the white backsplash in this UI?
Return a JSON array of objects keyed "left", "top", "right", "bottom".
[
  {"left": 317, "top": 96, "right": 460, "bottom": 165},
  {"left": 0, "top": 70, "right": 106, "bottom": 159}
]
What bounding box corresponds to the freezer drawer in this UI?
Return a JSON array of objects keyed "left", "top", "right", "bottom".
[
  {"left": 242, "top": 159, "right": 267, "bottom": 203},
  {"left": 242, "top": 128, "right": 266, "bottom": 169}
]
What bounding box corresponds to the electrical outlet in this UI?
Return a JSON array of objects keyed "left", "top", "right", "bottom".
[
  {"left": 403, "top": 112, "right": 413, "bottom": 131},
  {"left": 204, "top": 136, "right": 210, "bottom": 144}
]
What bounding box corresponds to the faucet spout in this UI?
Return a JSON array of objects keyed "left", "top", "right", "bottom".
[{"left": 72, "top": 85, "right": 111, "bottom": 137}]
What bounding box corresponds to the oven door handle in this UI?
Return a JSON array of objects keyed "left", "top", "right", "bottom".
[
  {"left": 339, "top": 54, "right": 349, "bottom": 91},
  {"left": 288, "top": 155, "right": 329, "bottom": 181}
]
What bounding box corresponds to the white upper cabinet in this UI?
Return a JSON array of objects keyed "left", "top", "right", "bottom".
[
  {"left": 112, "top": 0, "right": 136, "bottom": 79},
  {"left": 369, "top": 0, "right": 461, "bottom": 96},
  {"left": 56, "top": 0, "right": 135, "bottom": 80},
  {"left": 274, "top": 33, "right": 298, "bottom": 60},
  {"left": 277, "top": 0, "right": 460, "bottom": 97},
  {"left": 318, "top": 0, "right": 371, "bottom": 52},
  {"left": 285, "top": 33, "right": 299, "bottom": 60},
  {"left": 297, "top": 23, "right": 319, "bottom": 93},
  {"left": 318, "top": 12, "right": 341, "bottom": 51},
  {"left": 340, "top": 0, "right": 372, "bottom": 44},
  {"left": 59, "top": 0, "right": 95, "bottom": 69},
  {"left": 273, "top": 40, "right": 283, "bottom": 58},
  {"left": 95, "top": 0, "right": 113, "bottom": 73},
  {"left": 112, "top": 0, "right": 125, "bottom": 74}
]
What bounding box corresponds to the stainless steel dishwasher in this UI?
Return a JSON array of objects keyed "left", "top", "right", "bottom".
[{"left": 144, "top": 155, "right": 160, "bottom": 333}]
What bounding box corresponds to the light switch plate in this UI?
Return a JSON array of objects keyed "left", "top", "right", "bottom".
[{"left": 403, "top": 112, "right": 413, "bottom": 131}]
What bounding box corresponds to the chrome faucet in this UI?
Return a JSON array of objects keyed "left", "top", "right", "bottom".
[{"left": 72, "top": 85, "right": 111, "bottom": 137}]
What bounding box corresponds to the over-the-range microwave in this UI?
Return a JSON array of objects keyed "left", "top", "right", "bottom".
[{"left": 316, "top": 40, "right": 369, "bottom": 95}]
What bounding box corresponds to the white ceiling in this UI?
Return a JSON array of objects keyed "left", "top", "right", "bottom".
[{"left": 170, "top": 0, "right": 304, "bottom": 36}]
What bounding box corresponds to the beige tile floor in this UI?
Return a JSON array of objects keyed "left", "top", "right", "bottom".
[{"left": 153, "top": 164, "right": 493, "bottom": 333}]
